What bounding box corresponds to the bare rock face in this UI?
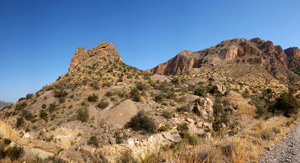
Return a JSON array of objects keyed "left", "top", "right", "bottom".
[
  {"left": 285, "top": 47, "right": 300, "bottom": 70},
  {"left": 147, "top": 38, "right": 295, "bottom": 76},
  {"left": 213, "top": 84, "right": 226, "bottom": 95},
  {"left": 69, "top": 47, "right": 88, "bottom": 71},
  {"left": 68, "top": 41, "right": 123, "bottom": 71}
]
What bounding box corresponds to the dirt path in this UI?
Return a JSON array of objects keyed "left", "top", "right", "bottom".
[{"left": 259, "top": 124, "right": 300, "bottom": 163}]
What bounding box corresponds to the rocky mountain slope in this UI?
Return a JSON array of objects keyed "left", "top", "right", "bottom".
[
  {"left": 147, "top": 38, "right": 300, "bottom": 83},
  {"left": 0, "top": 39, "right": 299, "bottom": 162},
  {"left": 0, "top": 101, "right": 12, "bottom": 110}
]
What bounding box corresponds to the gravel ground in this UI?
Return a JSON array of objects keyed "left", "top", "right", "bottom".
[{"left": 259, "top": 124, "right": 300, "bottom": 163}]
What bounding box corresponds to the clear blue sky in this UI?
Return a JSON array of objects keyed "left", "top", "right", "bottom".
[{"left": 1, "top": 0, "right": 300, "bottom": 102}]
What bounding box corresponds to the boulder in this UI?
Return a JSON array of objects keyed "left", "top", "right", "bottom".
[{"left": 213, "top": 84, "right": 226, "bottom": 95}]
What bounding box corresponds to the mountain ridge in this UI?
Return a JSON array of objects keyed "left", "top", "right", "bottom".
[{"left": 146, "top": 38, "right": 300, "bottom": 80}]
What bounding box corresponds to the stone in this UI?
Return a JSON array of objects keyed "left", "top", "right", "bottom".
[
  {"left": 109, "top": 137, "right": 116, "bottom": 145},
  {"left": 213, "top": 84, "right": 226, "bottom": 95}
]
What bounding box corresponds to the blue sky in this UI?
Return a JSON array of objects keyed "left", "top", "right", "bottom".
[{"left": 1, "top": 0, "right": 300, "bottom": 102}]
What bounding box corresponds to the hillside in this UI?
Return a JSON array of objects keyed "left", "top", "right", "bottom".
[{"left": 0, "top": 39, "right": 299, "bottom": 162}]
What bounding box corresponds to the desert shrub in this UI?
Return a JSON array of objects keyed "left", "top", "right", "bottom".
[
  {"left": 194, "top": 86, "right": 206, "bottom": 97},
  {"left": 54, "top": 89, "right": 68, "bottom": 98},
  {"left": 45, "top": 135, "right": 54, "bottom": 142},
  {"left": 255, "top": 99, "right": 267, "bottom": 117},
  {"left": 77, "top": 108, "right": 89, "bottom": 122},
  {"left": 161, "top": 111, "right": 172, "bottom": 119},
  {"left": 4, "top": 138, "right": 11, "bottom": 145},
  {"left": 130, "top": 88, "right": 141, "bottom": 102},
  {"left": 42, "top": 104, "right": 46, "bottom": 109},
  {"left": 48, "top": 103, "right": 57, "bottom": 114},
  {"left": 272, "top": 89, "right": 300, "bottom": 117},
  {"left": 177, "top": 123, "right": 189, "bottom": 132},
  {"left": 125, "top": 111, "right": 156, "bottom": 133},
  {"left": 7, "top": 145, "right": 24, "bottom": 161},
  {"left": 39, "top": 110, "right": 48, "bottom": 121},
  {"left": 26, "top": 93, "right": 34, "bottom": 99},
  {"left": 0, "top": 143, "right": 5, "bottom": 159},
  {"left": 102, "top": 82, "right": 112, "bottom": 88},
  {"left": 241, "top": 89, "right": 250, "bottom": 98},
  {"left": 105, "top": 91, "right": 114, "bottom": 97},
  {"left": 59, "top": 97, "right": 65, "bottom": 103},
  {"left": 166, "top": 90, "right": 176, "bottom": 99},
  {"left": 176, "top": 105, "right": 190, "bottom": 112},
  {"left": 96, "top": 100, "right": 109, "bottom": 109},
  {"left": 158, "top": 125, "right": 171, "bottom": 132},
  {"left": 136, "top": 82, "right": 147, "bottom": 91},
  {"left": 117, "top": 151, "right": 137, "bottom": 163},
  {"left": 22, "top": 110, "right": 33, "bottom": 121},
  {"left": 88, "top": 135, "right": 98, "bottom": 147},
  {"left": 15, "top": 102, "right": 27, "bottom": 111},
  {"left": 154, "top": 93, "right": 165, "bottom": 103},
  {"left": 16, "top": 117, "right": 24, "bottom": 128},
  {"left": 87, "top": 94, "right": 98, "bottom": 102}
]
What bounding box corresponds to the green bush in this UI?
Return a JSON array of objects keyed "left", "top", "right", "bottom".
[
  {"left": 96, "top": 100, "right": 109, "bottom": 109},
  {"left": 130, "top": 88, "right": 141, "bottom": 102},
  {"left": 54, "top": 89, "right": 68, "bottom": 98},
  {"left": 88, "top": 135, "right": 98, "bottom": 147},
  {"left": 77, "top": 108, "right": 89, "bottom": 122},
  {"left": 39, "top": 110, "right": 48, "bottom": 121},
  {"left": 105, "top": 91, "right": 114, "bottom": 97},
  {"left": 154, "top": 93, "right": 165, "bottom": 103},
  {"left": 136, "top": 82, "right": 147, "bottom": 91},
  {"left": 194, "top": 86, "right": 206, "bottom": 97},
  {"left": 42, "top": 104, "right": 46, "bottom": 109},
  {"left": 125, "top": 111, "right": 156, "bottom": 133},
  {"left": 48, "top": 103, "right": 57, "bottom": 114},
  {"left": 176, "top": 105, "right": 190, "bottom": 112},
  {"left": 117, "top": 151, "right": 137, "bottom": 163},
  {"left": 15, "top": 102, "right": 27, "bottom": 111},
  {"left": 16, "top": 117, "right": 24, "bottom": 128},
  {"left": 87, "top": 94, "right": 98, "bottom": 102},
  {"left": 7, "top": 145, "right": 24, "bottom": 161},
  {"left": 0, "top": 143, "right": 5, "bottom": 159},
  {"left": 161, "top": 111, "right": 172, "bottom": 119},
  {"left": 26, "top": 93, "right": 34, "bottom": 99},
  {"left": 272, "top": 89, "right": 300, "bottom": 117}
]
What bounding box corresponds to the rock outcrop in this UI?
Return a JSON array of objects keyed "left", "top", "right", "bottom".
[
  {"left": 213, "top": 84, "right": 227, "bottom": 95},
  {"left": 146, "top": 38, "right": 298, "bottom": 76},
  {"left": 69, "top": 41, "right": 122, "bottom": 71}
]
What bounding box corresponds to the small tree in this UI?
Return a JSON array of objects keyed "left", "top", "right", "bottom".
[
  {"left": 125, "top": 111, "right": 156, "bottom": 133},
  {"left": 130, "top": 88, "right": 141, "bottom": 102},
  {"left": 272, "top": 89, "right": 300, "bottom": 117}
]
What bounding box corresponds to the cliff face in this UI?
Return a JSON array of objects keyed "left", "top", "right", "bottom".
[{"left": 146, "top": 38, "right": 295, "bottom": 75}]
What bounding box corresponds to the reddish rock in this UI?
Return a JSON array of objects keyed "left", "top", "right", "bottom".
[
  {"left": 69, "top": 47, "right": 88, "bottom": 71},
  {"left": 147, "top": 38, "right": 293, "bottom": 75}
]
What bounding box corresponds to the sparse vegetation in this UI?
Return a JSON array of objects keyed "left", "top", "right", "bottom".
[{"left": 130, "top": 88, "right": 141, "bottom": 102}]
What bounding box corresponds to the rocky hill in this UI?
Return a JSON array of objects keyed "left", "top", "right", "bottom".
[
  {"left": 146, "top": 38, "right": 300, "bottom": 83},
  {"left": 0, "top": 39, "right": 299, "bottom": 162},
  {"left": 0, "top": 101, "right": 12, "bottom": 110}
]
